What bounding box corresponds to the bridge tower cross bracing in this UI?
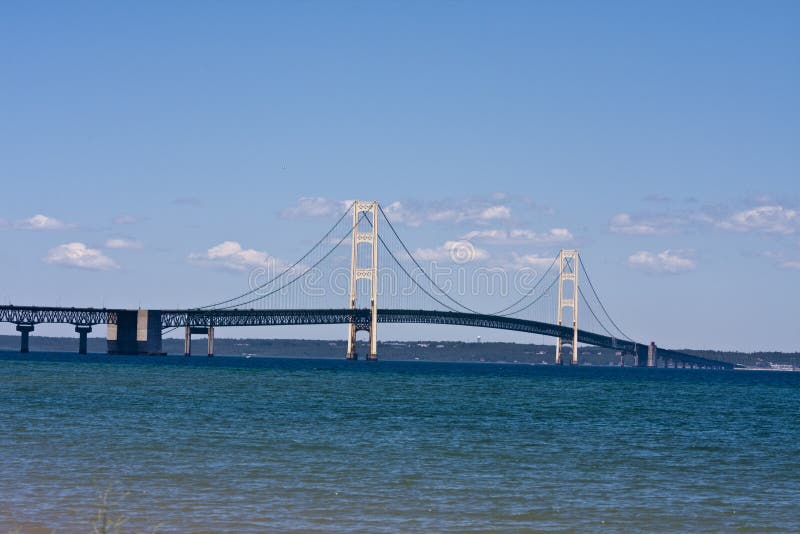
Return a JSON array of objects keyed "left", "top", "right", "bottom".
[
  {"left": 346, "top": 201, "right": 379, "bottom": 360},
  {"left": 555, "top": 249, "right": 579, "bottom": 365}
]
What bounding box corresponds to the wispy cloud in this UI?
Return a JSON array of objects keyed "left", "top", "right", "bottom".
[
  {"left": 609, "top": 213, "right": 687, "bottom": 235},
  {"left": 172, "top": 197, "right": 203, "bottom": 207},
  {"left": 44, "top": 242, "right": 119, "bottom": 270},
  {"left": 281, "top": 197, "right": 354, "bottom": 219},
  {"left": 506, "top": 252, "right": 558, "bottom": 270},
  {"left": 477, "top": 205, "right": 511, "bottom": 221},
  {"left": 189, "top": 241, "right": 287, "bottom": 272},
  {"left": 462, "top": 227, "right": 573, "bottom": 245},
  {"left": 113, "top": 215, "right": 137, "bottom": 225},
  {"left": 280, "top": 196, "right": 522, "bottom": 226},
  {"left": 15, "top": 214, "right": 70, "bottom": 230},
  {"left": 611, "top": 203, "right": 800, "bottom": 238},
  {"left": 382, "top": 201, "right": 422, "bottom": 227},
  {"left": 105, "top": 238, "right": 143, "bottom": 249},
  {"left": 414, "top": 240, "right": 489, "bottom": 264},
  {"left": 756, "top": 248, "right": 800, "bottom": 270},
  {"left": 642, "top": 193, "right": 672, "bottom": 203},
  {"left": 627, "top": 249, "right": 696, "bottom": 275},
  {"left": 422, "top": 203, "right": 512, "bottom": 225},
  {"left": 715, "top": 205, "right": 799, "bottom": 234}
]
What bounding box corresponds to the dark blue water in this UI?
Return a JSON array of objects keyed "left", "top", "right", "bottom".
[{"left": 1, "top": 351, "right": 798, "bottom": 532}]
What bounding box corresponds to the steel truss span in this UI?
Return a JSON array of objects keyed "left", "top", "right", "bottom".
[
  {"left": 0, "top": 305, "right": 120, "bottom": 325},
  {"left": 160, "top": 308, "right": 368, "bottom": 328},
  {"left": 0, "top": 305, "right": 732, "bottom": 369}
]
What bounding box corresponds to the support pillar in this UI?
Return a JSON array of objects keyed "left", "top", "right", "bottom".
[
  {"left": 346, "top": 322, "right": 358, "bottom": 360},
  {"left": 75, "top": 325, "right": 92, "bottom": 354},
  {"left": 186, "top": 326, "right": 213, "bottom": 357},
  {"left": 647, "top": 342, "right": 657, "bottom": 368},
  {"left": 16, "top": 324, "right": 34, "bottom": 353},
  {"left": 635, "top": 346, "right": 648, "bottom": 367}
]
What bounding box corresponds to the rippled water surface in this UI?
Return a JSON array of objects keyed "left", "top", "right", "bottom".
[{"left": 1, "top": 351, "right": 799, "bottom": 532}]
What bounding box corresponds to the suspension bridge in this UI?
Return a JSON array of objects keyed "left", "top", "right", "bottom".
[{"left": 0, "top": 201, "right": 733, "bottom": 369}]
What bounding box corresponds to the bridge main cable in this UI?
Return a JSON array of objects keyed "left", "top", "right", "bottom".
[
  {"left": 578, "top": 257, "right": 633, "bottom": 341},
  {"left": 196, "top": 201, "right": 356, "bottom": 310},
  {"left": 377, "top": 203, "right": 481, "bottom": 314},
  {"left": 213, "top": 211, "right": 369, "bottom": 310},
  {"left": 491, "top": 254, "right": 559, "bottom": 316},
  {"left": 496, "top": 273, "right": 560, "bottom": 318},
  {"left": 578, "top": 288, "right": 616, "bottom": 338}
]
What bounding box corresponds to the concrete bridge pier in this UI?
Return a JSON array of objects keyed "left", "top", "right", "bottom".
[
  {"left": 647, "top": 342, "right": 657, "bottom": 368},
  {"left": 556, "top": 337, "right": 577, "bottom": 365},
  {"left": 107, "top": 309, "right": 162, "bottom": 354},
  {"left": 16, "top": 323, "right": 34, "bottom": 352},
  {"left": 75, "top": 325, "right": 92, "bottom": 354},
  {"left": 185, "top": 326, "right": 214, "bottom": 357},
  {"left": 621, "top": 351, "right": 637, "bottom": 366}
]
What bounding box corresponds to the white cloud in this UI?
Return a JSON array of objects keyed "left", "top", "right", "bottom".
[
  {"left": 427, "top": 209, "right": 462, "bottom": 223},
  {"left": 461, "top": 229, "right": 507, "bottom": 242},
  {"left": 105, "top": 238, "right": 143, "bottom": 249},
  {"left": 428, "top": 204, "right": 512, "bottom": 224},
  {"left": 16, "top": 214, "right": 68, "bottom": 230},
  {"left": 189, "top": 241, "right": 287, "bottom": 272},
  {"left": 279, "top": 196, "right": 518, "bottom": 227},
  {"left": 508, "top": 253, "right": 558, "bottom": 270},
  {"left": 44, "top": 242, "right": 119, "bottom": 270},
  {"left": 281, "top": 197, "right": 353, "bottom": 219},
  {"left": 758, "top": 250, "right": 800, "bottom": 270},
  {"left": 477, "top": 205, "right": 511, "bottom": 221},
  {"left": 610, "top": 203, "right": 800, "bottom": 237},
  {"left": 463, "top": 227, "right": 573, "bottom": 245},
  {"left": 627, "top": 250, "right": 696, "bottom": 274},
  {"left": 609, "top": 213, "right": 679, "bottom": 235},
  {"left": 414, "top": 240, "right": 489, "bottom": 264},
  {"left": 716, "top": 205, "right": 799, "bottom": 234},
  {"left": 382, "top": 201, "right": 422, "bottom": 227}
]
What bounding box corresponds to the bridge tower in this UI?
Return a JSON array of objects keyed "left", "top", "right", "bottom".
[
  {"left": 346, "top": 201, "right": 379, "bottom": 360},
  {"left": 555, "top": 249, "right": 579, "bottom": 365}
]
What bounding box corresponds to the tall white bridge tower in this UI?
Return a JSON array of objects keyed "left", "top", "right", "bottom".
[
  {"left": 555, "top": 249, "right": 579, "bottom": 365},
  {"left": 346, "top": 201, "right": 379, "bottom": 360}
]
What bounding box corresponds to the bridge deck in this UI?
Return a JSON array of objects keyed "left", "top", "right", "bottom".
[{"left": 0, "top": 305, "right": 733, "bottom": 369}]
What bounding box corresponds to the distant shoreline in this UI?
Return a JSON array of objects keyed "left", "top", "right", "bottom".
[{"left": 0, "top": 335, "right": 796, "bottom": 369}]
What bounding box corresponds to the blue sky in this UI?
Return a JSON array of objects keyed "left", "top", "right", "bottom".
[{"left": 1, "top": 2, "right": 798, "bottom": 351}]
